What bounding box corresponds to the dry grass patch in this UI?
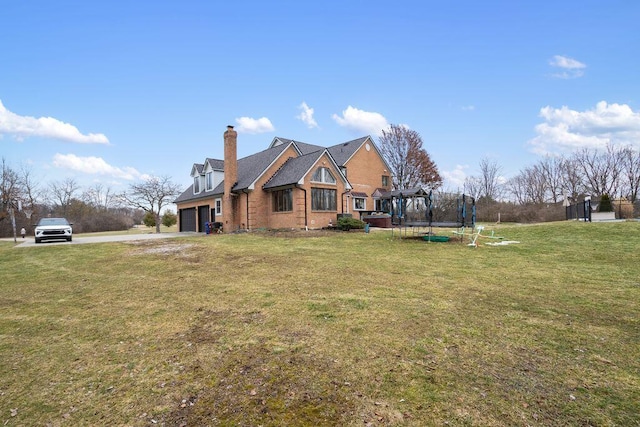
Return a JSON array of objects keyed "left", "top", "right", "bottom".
[{"left": 1, "top": 222, "right": 639, "bottom": 426}]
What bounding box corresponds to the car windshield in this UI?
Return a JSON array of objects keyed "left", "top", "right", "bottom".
[{"left": 38, "top": 218, "right": 70, "bottom": 226}]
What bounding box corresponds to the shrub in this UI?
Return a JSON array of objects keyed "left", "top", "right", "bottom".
[
  {"left": 162, "top": 210, "right": 177, "bottom": 228},
  {"left": 337, "top": 217, "right": 366, "bottom": 231},
  {"left": 599, "top": 194, "right": 613, "bottom": 212},
  {"left": 142, "top": 211, "right": 156, "bottom": 227}
]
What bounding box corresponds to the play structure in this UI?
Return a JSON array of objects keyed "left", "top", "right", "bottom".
[
  {"left": 387, "top": 188, "right": 476, "bottom": 240},
  {"left": 455, "top": 225, "right": 519, "bottom": 247}
]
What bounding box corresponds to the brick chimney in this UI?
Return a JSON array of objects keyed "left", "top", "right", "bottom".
[
  {"left": 223, "top": 125, "right": 237, "bottom": 228},
  {"left": 224, "top": 125, "right": 237, "bottom": 196}
]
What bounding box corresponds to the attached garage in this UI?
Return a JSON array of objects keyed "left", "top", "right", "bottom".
[
  {"left": 179, "top": 208, "right": 196, "bottom": 232},
  {"left": 198, "top": 205, "right": 210, "bottom": 232}
]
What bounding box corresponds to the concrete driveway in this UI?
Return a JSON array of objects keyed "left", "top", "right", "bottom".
[{"left": 7, "top": 232, "right": 194, "bottom": 248}]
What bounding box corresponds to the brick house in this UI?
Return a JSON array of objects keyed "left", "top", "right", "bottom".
[{"left": 174, "top": 126, "right": 392, "bottom": 232}]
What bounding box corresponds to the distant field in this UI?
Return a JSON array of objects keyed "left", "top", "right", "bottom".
[{"left": 0, "top": 222, "right": 638, "bottom": 426}]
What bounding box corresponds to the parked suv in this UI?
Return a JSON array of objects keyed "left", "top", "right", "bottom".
[{"left": 34, "top": 217, "right": 73, "bottom": 243}]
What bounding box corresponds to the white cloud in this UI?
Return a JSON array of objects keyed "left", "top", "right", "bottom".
[
  {"left": 52, "top": 153, "right": 150, "bottom": 180},
  {"left": 332, "top": 106, "right": 389, "bottom": 136},
  {"left": 441, "top": 164, "right": 469, "bottom": 189},
  {"left": 549, "top": 55, "right": 586, "bottom": 79},
  {"left": 0, "top": 99, "right": 109, "bottom": 144},
  {"left": 528, "top": 101, "right": 640, "bottom": 154},
  {"left": 461, "top": 105, "right": 476, "bottom": 111},
  {"left": 235, "top": 116, "right": 275, "bottom": 134},
  {"left": 296, "top": 102, "right": 318, "bottom": 128}
]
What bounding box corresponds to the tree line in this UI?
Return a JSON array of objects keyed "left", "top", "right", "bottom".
[
  {"left": 1, "top": 158, "right": 181, "bottom": 238},
  {"left": 377, "top": 125, "right": 640, "bottom": 222}
]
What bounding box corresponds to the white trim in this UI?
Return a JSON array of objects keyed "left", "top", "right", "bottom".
[
  {"left": 193, "top": 175, "right": 202, "bottom": 194},
  {"left": 353, "top": 196, "right": 366, "bottom": 211},
  {"left": 205, "top": 171, "right": 213, "bottom": 191}
]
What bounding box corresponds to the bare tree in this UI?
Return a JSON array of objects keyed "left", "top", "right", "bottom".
[
  {"left": 505, "top": 174, "right": 528, "bottom": 204},
  {"left": 1, "top": 158, "right": 21, "bottom": 223},
  {"left": 539, "top": 156, "right": 565, "bottom": 203},
  {"left": 119, "top": 176, "right": 181, "bottom": 233},
  {"left": 378, "top": 124, "right": 442, "bottom": 190},
  {"left": 560, "top": 156, "right": 586, "bottom": 203},
  {"left": 574, "top": 145, "right": 622, "bottom": 198},
  {"left": 522, "top": 164, "right": 548, "bottom": 204},
  {"left": 49, "top": 178, "right": 81, "bottom": 217},
  {"left": 463, "top": 175, "right": 483, "bottom": 200},
  {"left": 480, "top": 158, "right": 504, "bottom": 201},
  {"left": 20, "top": 165, "right": 41, "bottom": 215},
  {"left": 466, "top": 158, "right": 503, "bottom": 201},
  {"left": 620, "top": 146, "right": 640, "bottom": 202},
  {"left": 83, "top": 183, "right": 117, "bottom": 210}
]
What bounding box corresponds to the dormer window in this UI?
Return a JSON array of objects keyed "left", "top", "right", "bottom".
[
  {"left": 193, "top": 175, "right": 202, "bottom": 194},
  {"left": 312, "top": 167, "right": 336, "bottom": 184},
  {"left": 205, "top": 171, "right": 213, "bottom": 191}
]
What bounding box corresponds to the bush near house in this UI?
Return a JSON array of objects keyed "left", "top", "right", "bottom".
[{"left": 337, "top": 216, "right": 366, "bottom": 231}]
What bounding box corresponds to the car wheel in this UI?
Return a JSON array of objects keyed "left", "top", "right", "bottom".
[{"left": 67, "top": 237, "right": 72, "bottom": 242}]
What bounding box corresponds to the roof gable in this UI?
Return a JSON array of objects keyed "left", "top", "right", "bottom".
[
  {"left": 205, "top": 158, "right": 224, "bottom": 171},
  {"left": 191, "top": 163, "right": 204, "bottom": 177},
  {"left": 263, "top": 150, "right": 351, "bottom": 190},
  {"left": 233, "top": 142, "right": 294, "bottom": 191},
  {"left": 326, "top": 136, "right": 370, "bottom": 166}
]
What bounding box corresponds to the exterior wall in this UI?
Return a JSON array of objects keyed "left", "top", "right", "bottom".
[
  {"left": 177, "top": 196, "right": 218, "bottom": 231},
  {"left": 299, "top": 152, "right": 349, "bottom": 229},
  {"left": 177, "top": 137, "right": 390, "bottom": 231},
  {"left": 343, "top": 140, "right": 391, "bottom": 215},
  {"left": 240, "top": 145, "right": 301, "bottom": 230}
]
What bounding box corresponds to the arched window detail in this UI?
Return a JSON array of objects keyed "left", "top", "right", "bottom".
[{"left": 311, "top": 167, "right": 336, "bottom": 184}]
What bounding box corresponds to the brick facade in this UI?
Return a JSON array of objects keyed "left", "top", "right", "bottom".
[{"left": 174, "top": 129, "right": 391, "bottom": 232}]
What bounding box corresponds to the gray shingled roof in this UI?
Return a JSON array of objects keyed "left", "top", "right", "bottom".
[
  {"left": 175, "top": 136, "right": 375, "bottom": 204},
  {"left": 233, "top": 143, "right": 291, "bottom": 191},
  {"left": 205, "top": 158, "right": 224, "bottom": 170},
  {"left": 326, "top": 136, "right": 369, "bottom": 166},
  {"left": 262, "top": 151, "right": 324, "bottom": 189},
  {"left": 294, "top": 141, "right": 324, "bottom": 155},
  {"left": 192, "top": 163, "right": 204, "bottom": 175}
]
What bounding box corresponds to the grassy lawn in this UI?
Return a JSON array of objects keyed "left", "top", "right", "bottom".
[{"left": 1, "top": 221, "right": 638, "bottom": 426}]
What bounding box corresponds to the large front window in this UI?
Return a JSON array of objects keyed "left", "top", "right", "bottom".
[
  {"left": 273, "top": 189, "right": 293, "bottom": 212},
  {"left": 312, "top": 167, "right": 336, "bottom": 184},
  {"left": 311, "top": 188, "right": 337, "bottom": 211}
]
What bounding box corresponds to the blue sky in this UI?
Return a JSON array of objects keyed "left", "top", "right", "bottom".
[{"left": 1, "top": 0, "right": 639, "bottom": 195}]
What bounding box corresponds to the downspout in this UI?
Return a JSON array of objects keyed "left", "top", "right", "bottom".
[
  {"left": 341, "top": 190, "right": 350, "bottom": 214},
  {"left": 296, "top": 185, "right": 308, "bottom": 229},
  {"left": 242, "top": 189, "right": 250, "bottom": 230}
]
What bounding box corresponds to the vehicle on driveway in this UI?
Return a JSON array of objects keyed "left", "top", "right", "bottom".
[{"left": 34, "top": 217, "right": 73, "bottom": 243}]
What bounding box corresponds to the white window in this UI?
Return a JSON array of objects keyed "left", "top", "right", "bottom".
[
  {"left": 215, "top": 198, "right": 222, "bottom": 215},
  {"left": 205, "top": 171, "right": 213, "bottom": 191},
  {"left": 193, "top": 176, "right": 202, "bottom": 194},
  {"left": 354, "top": 197, "right": 366, "bottom": 210},
  {"left": 311, "top": 167, "right": 336, "bottom": 184}
]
